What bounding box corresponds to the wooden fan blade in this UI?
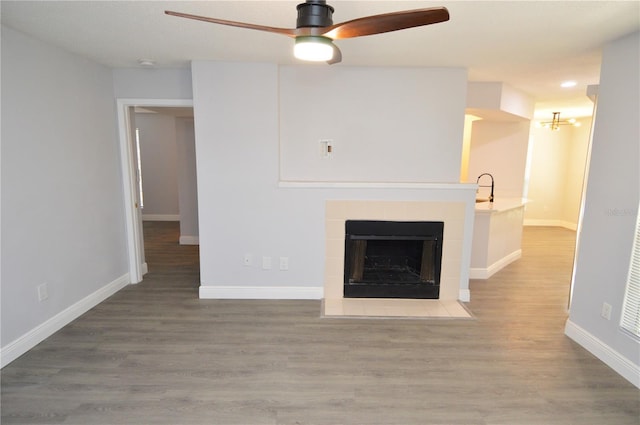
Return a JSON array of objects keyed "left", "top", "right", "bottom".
[
  {"left": 322, "top": 7, "right": 449, "bottom": 40},
  {"left": 165, "top": 11, "right": 297, "bottom": 37}
]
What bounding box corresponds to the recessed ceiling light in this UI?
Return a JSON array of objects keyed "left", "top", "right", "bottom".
[{"left": 561, "top": 81, "right": 577, "bottom": 88}]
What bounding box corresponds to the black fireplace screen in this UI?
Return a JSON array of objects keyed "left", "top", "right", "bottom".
[{"left": 344, "top": 220, "right": 444, "bottom": 299}]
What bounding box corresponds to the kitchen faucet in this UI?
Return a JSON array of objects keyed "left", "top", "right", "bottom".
[{"left": 477, "top": 173, "right": 494, "bottom": 203}]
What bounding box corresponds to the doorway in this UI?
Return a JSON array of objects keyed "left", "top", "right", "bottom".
[{"left": 116, "top": 99, "right": 196, "bottom": 284}]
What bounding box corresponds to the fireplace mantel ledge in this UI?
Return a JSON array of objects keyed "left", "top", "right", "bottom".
[{"left": 279, "top": 181, "right": 477, "bottom": 190}]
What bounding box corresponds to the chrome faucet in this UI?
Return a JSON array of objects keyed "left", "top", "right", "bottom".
[{"left": 477, "top": 173, "right": 494, "bottom": 203}]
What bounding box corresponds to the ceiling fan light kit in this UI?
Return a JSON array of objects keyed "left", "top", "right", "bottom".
[
  {"left": 165, "top": 0, "right": 449, "bottom": 65},
  {"left": 294, "top": 36, "right": 334, "bottom": 61}
]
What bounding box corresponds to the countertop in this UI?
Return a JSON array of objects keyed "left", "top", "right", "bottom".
[{"left": 474, "top": 198, "right": 527, "bottom": 214}]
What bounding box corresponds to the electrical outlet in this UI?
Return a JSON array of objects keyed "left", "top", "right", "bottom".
[
  {"left": 601, "top": 302, "right": 612, "bottom": 320},
  {"left": 279, "top": 257, "right": 289, "bottom": 271},
  {"left": 243, "top": 254, "right": 252, "bottom": 266},
  {"left": 37, "top": 283, "right": 49, "bottom": 302},
  {"left": 262, "top": 256, "right": 272, "bottom": 270},
  {"left": 319, "top": 139, "right": 333, "bottom": 158}
]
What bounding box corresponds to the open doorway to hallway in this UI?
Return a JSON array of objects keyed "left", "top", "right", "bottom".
[
  {"left": 116, "top": 98, "right": 197, "bottom": 285},
  {"left": 141, "top": 221, "right": 200, "bottom": 290},
  {"left": 133, "top": 106, "right": 199, "bottom": 280}
]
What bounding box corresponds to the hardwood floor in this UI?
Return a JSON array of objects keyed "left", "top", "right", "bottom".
[{"left": 2, "top": 223, "right": 638, "bottom": 424}]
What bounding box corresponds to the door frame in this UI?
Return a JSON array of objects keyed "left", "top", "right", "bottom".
[{"left": 116, "top": 98, "right": 194, "bottom": 283}]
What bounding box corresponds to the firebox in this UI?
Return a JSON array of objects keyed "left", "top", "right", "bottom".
[{"left": 344, "top": 220, "right": 444, "bottom": 299}]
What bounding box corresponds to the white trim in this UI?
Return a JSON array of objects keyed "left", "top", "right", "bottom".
[
  {"left": 142, "top": 214, "right": 180, "bottom": 221},
  {"left": 459, "top": 289, "right": 471, "bottom": 302},
  {"left": 141, "top": 262, "right": 148, "bottom": 276},
  {"left": 565, "top": 319, "right": 640, "bottom": 388},
  {"left": 560, "top": 221, "right": 577, "bottom": 231},
  {"left": 470, "top": 249, "right": 522, "bottom": 279},
  {"left": 0, "top": 273, "right": 130, "bottom": 368},
  {"left": 117, "top": 100, "right": 143, "bottom": 283},
  {"left": 116, "top": 98, "right": 194, "bottom": 285},
  {"left": 199, "top": 285, "right": 323, "bottom": 300},
  {"left": 524, "top": 219, "right": 577, "bottom": 230},
  {"left": 179, "top": 235, "right": 200, "bottom": 245},
  {"left": 279, "top": 181, "right": 478, "bottom": 190}
]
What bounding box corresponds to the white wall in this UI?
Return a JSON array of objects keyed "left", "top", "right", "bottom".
[
  {"left": 467, "top": 82, "right": 535, "bottom": 121},
  {"left": 525, "top": 125, "right": 572, "bottom": 221},
  {"left": 176, "top": 117, "right": 199, "bottom": 243},
  {"left": 466, "top": 120, "right": 531, "bottom": 198},
  {"left": 191, "top": 61, "right": 473, "bottom": 296},
  {"left": 525, "top": 118, "right": 591, "bottom": 229},
  {"left": 135, "top": 113, "right": 180, "bottom": 218},
  {"left": 566, "top": 31, "right": 640, "bottom": 386},
  {"left": 562, "top": 120, "right": 591, "bottom": 225},
  {"left": 112, "top": 68, "right": 192, "bottom": 99},
  {"left": 279, "top": 66, "right": 467, "bottom": 182},
  {"left": 1, "top": 27, "right": 128, "bottom": 362}
]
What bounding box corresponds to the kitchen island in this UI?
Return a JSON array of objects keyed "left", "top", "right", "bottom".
[{"left": 470, "top": 198, "right": 526, "bottom": 279}]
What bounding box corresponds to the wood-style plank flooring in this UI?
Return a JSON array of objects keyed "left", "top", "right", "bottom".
[{"left": 2, "top": 223, "right": 639, "bottom": 424}]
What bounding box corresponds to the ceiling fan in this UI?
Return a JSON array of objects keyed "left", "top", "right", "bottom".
[{"left": 165, "top": 1, "right": 449, "bottom": 64}]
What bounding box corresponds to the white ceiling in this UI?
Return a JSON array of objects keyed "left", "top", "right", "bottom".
[{"left": 2, "top": 1, "right": 638, "bottom": 119}]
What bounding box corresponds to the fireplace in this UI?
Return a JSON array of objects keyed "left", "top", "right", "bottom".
[{"left": 344, "top": 220, "right": 444, "bottom": 299}]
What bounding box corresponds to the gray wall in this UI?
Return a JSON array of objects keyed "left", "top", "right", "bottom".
[
  {"left": 568, "top": 31, "right": 640, "bottom": 373},
  {"left": 135, "top": 113, "right": 180, "bottom": 218},
  {"left": 279, "top": 66, "right": 466, "bottom": 182},
  {"left": 176, "top": 117, "right": 199, "bottom": 242},
  {"left": 1, "top": 27, "right": 127, "bottom": 347},
  {"left": 191, "top": 61, "right": 470, "bottom": 291},
  {"left": 112, "top": 68, "right": 192, "bottom": 100}
]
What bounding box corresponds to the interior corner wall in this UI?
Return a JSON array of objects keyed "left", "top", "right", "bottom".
[
  {"left": 466, "top": 120, "right": 530, "bottom": 198},
  {"left": 1, "top": 27, "right": 127, "bottom": 352},
  {"left": 567, "top": 31, "right": 640, "bottom": 383}
]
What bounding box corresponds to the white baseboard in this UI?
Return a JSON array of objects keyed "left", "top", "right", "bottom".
[
  {"left": 142, "top": 214, "right": 180, "bottom": 221},
  {"left": 459, "top": 289, "right": 470, "bottom": 302},
  {"left": 179, "top": 235, "right": 199, "bottom": 245},
  {"left": 141, "top": 262, "right": 148, "bottom": 275},
  {"left": 199, "top": 285, "right": 323, "bottom": 300},
  {"left": 559, "top": 221, "right": 578, "bottom": 231},
  {"left": 0, "top": 273, "right": 131, "bottom": 368},
  {"left": 524, "top": 219, "right": 577, "bottom": 231},
  {"left": 200, "top": 285, "right": 470, "bottom": 302},
  {"left": 565, "top": 319, "right": 640, "bottom": 388},
  {"left": 470, "top": 249, "right": 522, "bottom": 279}
]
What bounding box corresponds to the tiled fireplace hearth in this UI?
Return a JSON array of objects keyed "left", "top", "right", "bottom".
[{"left": 323, "top": 200, "right": 471, "bottom": 318}]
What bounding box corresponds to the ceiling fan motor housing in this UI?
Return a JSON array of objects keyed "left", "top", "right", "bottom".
[{"left": 296, "top": 0, "right": 334, "bottom": 28}]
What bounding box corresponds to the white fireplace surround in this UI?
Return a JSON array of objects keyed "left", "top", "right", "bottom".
[{"left": 324, "top": 200, "right": 471, "bottom": 304}]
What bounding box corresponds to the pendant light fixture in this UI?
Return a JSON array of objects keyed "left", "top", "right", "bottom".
[{"left": 537, "top": 112, "right": 582, "bottom": 131}]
